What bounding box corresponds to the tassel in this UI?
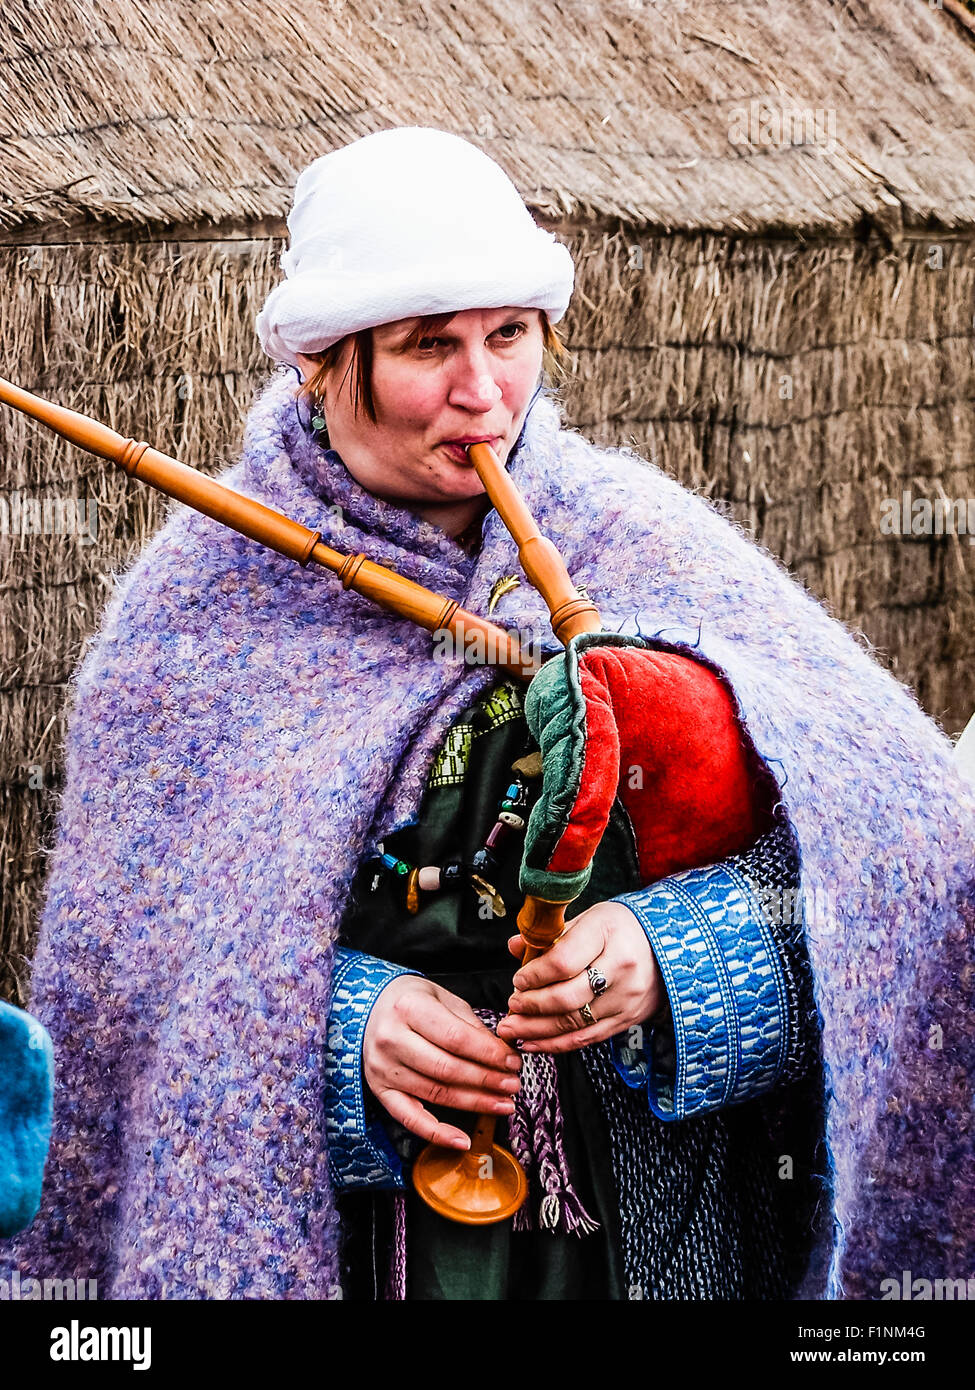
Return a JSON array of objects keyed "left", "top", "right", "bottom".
[
  {"left": 384, "top": 1192, "right": 407, "bottom": 1300},
  {"left": 474, "top": 1008, "right": 600, "bottom": 1238},
  {"left": 540, "top": 1193, "right": 561, "bottom": 1229}
]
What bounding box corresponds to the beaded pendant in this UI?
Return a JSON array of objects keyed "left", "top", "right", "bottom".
[{"left": 370, "top": 761, "right": 537, "bottom": 916}]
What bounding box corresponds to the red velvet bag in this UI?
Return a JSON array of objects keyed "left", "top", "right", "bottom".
[{"left": 520, "top": 634, "right": 775, "bottom": 903}]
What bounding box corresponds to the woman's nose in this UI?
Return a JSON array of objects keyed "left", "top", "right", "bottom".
[{"left": 446, "top": 347, "right": 503, "bottom": 412}]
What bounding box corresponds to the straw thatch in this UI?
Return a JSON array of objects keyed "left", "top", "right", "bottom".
[
  {"left": 2, "top": 0, "right": 975, "bottom": 1002},
  {"left": 2, "top": 0, "right": 975, "bottom": 238}
]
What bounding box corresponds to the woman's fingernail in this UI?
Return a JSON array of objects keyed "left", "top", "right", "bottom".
[
  {"left": 505, "top": 1055, "right": 522, "bottom": 1071},
  {"left": 501, "top": 1077, "right": 520, "bottom": 1092}
]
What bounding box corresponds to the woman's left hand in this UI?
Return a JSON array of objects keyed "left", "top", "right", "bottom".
[{"left": 495, "top": 900, "right": 665, "bottom": 1054}]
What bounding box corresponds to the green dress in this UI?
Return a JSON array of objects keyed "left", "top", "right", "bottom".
[
  {"left": 335, "top": 679, "right": 640, "bottom": 1299},
  {"left": 332, "top": 674, "right": 826, "bottom": 1301}
]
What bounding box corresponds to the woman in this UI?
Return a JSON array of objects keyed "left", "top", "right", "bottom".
[
  {"left": 294, "top": 301, "right": 820, "bottom": 1299},
  {"left": 2, "top": 127, "right": 972, "bottom": 1301},
  {"left": 282, "top": 245, "right": 818, "bottom": 1298}
]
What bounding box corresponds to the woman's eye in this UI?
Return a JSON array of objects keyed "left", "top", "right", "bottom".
[{"left": 417, "top": 323, "right": 526, "bottom": 352}]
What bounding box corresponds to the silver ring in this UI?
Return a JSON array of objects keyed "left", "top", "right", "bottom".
[
  {"left": 579, "top": 1002, "right": 597, "bottom": 1026},
  {"left": 587, "top": 966, "right": 609, "bottom": 997}
]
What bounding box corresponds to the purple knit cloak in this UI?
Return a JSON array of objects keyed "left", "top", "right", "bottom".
[{"left": 2, "top": 371, "right": 972, "bottom": 1300}]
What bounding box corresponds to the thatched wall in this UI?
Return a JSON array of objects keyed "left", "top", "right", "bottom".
[
  {"left": 570, "top": 227, "right": 975, "bottom": 733},
  {"left": 2, "top": 220, "right": 972, "bottom": 1004}
]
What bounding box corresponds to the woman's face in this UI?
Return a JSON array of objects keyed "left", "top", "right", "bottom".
[{"left": 296, "top": 306, "right": 544, "bottom": 531}]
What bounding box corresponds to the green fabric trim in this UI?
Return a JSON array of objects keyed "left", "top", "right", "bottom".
[
  {"left": 520, "top": 864, "right": 592, "bottom": 901},
  {"left": 479, "top": 680, "right": 523, "bottom": 729},
  {"left": 521, "top": 633, "right": 653, "bottom": 899},
  {"left": 427, "top": 680, "right": 523, "bottom": 788},
  {"left": 521, "top": 642, "right": 587, "bottom": 877},
  {"left": 427, "top": 720, "right": 474, "bottom": 789}
]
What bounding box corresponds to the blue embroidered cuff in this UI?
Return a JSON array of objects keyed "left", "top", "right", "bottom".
[
  {"left": 610, "top": 858, "right": 790, "bottom": 1121},
  {"left": 323, "top": 948, "right": 420, "bottom": 1191}
]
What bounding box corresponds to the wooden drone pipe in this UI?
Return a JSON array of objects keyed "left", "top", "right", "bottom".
[
  {"left": 0, "top": 376, "right": 542, "bottom": 681},
  {"left": 0, "top": 373, "right": 605, "bottom": 1226}
]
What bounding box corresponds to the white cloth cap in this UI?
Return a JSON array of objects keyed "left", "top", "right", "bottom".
[{"left": 256, "top": 126, "right": 575, "bottom": 368}]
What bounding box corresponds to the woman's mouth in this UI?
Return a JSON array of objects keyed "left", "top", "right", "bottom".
[{"left": 440, "top": 437, "right": 502, "bottom": 464}]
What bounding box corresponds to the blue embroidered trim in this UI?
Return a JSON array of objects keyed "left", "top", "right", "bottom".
[
  {"left": 610, "top": 860, "right": 789, "bottom": 1121},
  {"left": 323, "top": 948, "right": 419, "bottom": 1190}
]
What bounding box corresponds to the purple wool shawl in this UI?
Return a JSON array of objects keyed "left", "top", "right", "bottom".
[{"left": 3, "top": 370, "right": 972, "bottom": 1300}]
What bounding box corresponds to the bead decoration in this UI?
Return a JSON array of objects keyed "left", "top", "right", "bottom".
[
  {"left": 511, "top": 751, "right": 543, "bottom": 780},
  {"left": 471, "top": 873, "right": 506, "bottom": 918},
  {"left": 485, "top": 821, "right": 508, "bottom": 850},
  {"left": 472, "top": 846, "right": 499, "bottom": 876},
  {"left": 405, "top": 867, "right": 420, "bottom": 916},
  {"left": 380, "top": 852, "right": 411, "bottom": 876},
  {"left": 368, "top": 762, "right": 536, "bottom": 919}
]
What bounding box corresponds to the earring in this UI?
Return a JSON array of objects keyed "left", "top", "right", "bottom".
[{"left": 311, "top": 394, "right": 327, "bottom": 435}]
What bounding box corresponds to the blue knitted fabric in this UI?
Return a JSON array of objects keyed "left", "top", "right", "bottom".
[
  {"left": 1, "top": 370, "right": 971, "bottom": 1298},
  {"left": 0, "top": 1001, "right": 54, "bottom": 1238}
]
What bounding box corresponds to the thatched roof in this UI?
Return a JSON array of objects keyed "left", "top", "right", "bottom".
[{"left": 1, "top": 0, "right": 974, "bottom": 239}]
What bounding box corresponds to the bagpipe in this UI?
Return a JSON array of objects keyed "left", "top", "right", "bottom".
[{"left": 0, "top": 377, "right": 767, "bottom": 1228}]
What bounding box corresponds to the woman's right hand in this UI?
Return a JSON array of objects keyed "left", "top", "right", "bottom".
[{"left": 362, "top": 975, "right": 522, "bottom": 1150}]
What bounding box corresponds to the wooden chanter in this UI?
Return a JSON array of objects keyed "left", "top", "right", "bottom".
[
  {"left": 408, "top": 441, "right": 602, "bottom": 1225},
  {"left": 0, "top": 376, "right": 602, "bottom": 1226}
]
